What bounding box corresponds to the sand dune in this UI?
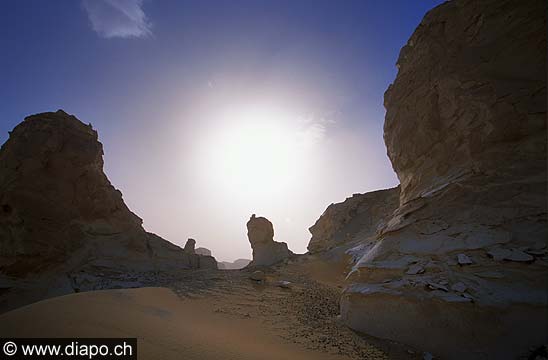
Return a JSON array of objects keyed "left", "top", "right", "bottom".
[{"left": 0, "top": 287, "right": 354, "bottom": 360}]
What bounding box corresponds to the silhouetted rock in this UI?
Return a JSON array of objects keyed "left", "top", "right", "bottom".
[
  {"left": 247, "top": 214, "right": 293, "bottom": 266},
  {"left": 308, "top": 187, "right": 399, "bottom": 253},
  {"left": 218, "top": 259, "right": 251, "bottom": 270},
  {"left": 0, "top": 110, "right": 216, "bottom": 312},
  {"left": 195, "top": 247, "right": 211, "bottom": 256},
  {"left": 184, "top": 238, "right": 196, "bottom": 254},
  {"left": 338, "top": 1, "right": 547, "bottom": 359}
]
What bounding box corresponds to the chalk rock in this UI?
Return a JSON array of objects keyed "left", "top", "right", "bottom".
[
  {"left": 184, "top": 238, "right": 196, "bottom": 254},
  {"left": 451, "top": 282, "right": 467, "bottom": 293},
  {"left": 276, "top": 280, "right": 292, "bottom": 289},
  {"left": 338, "top": 0, "right": 548, "bottom": 359},
  {"left": 195, "top": 247, "right": 212, "bottom": 256},
  {"left": 457, "top": 254, "right": 473, "bottom": 265},
  {"left": 250, "top": 270, "right": 265, "bottom": 281},
  {"left": 218, "top": 259, "right": 251, "bottom": 270},
  {"left": 406, "top": 264, "right": 425, "bottom": 275},
  {"left": 308, "top": 187, "right": 399, "bottom": 253},
  {"left": 247, "top": 214, "right": 293, "bottom": 266},
  {"left": 0, "top": 111, "right": 217, "bottom": 312}
]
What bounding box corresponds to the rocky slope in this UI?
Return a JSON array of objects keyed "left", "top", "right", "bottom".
[
  {"left": 247, "top": 214, "right": 294, "bottom": 266},
  {"left": 309, "top": 0, "right": 546, "bottom": 358},
  {"left": 0, "top": 110, "right": 216, "bottom": 312},
  {"left": 308, "top": 187, "right": 399, "bottom": 254}
]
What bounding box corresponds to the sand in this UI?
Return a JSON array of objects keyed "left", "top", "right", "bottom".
[
  {"left": 0, "top": 264, "right": 418, "bottom": 360},
  {"left": 0, "top": 287, "right": 352, "bottom": 360}
]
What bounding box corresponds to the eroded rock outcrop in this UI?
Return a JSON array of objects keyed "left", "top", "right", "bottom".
[
  {"left": 184, "top": 238, "right": 196, "bottom": 254},
  {"left": 338, "top": 1, "right": 547, "bottom": 359},
  {"left": 195, "top": 247, "right": 211, "bottom": 256},
  {"left": 308, "top": 187, "right": 399, "bottom": 253},
  {"left": 247, "top": 214, "right": 293, "bottom": 266},
  {"left": 218, "top": 259, "right": 251, "bottom": 270},
  {"left": 0, "top": 110, "right": 216, "bottom": 312}
]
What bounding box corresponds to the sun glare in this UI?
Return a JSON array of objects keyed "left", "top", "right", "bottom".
[{"left": 196, "top": 103, "right": 319, "bottom": 204}]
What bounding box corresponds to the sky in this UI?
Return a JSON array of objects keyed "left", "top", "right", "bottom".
[{"left": 0, "top": 0, "right": 444, "bottom": 262}]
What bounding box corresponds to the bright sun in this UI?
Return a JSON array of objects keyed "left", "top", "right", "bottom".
[{"left": 196, "top": 103, "right": 321, "bottom": 203}]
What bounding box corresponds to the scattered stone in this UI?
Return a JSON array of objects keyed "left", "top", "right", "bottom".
[
  {"left": 276, "top": 280, "right": 292, "bottom": 289},
  {"left": 486, "top": 248, "right": 512, "bottom": 261},
  {"left": 525, "top": 249, "right": 547, "bottom": 256},
  {"left": 406, "top": 264, "right": 425, "bottom": 275},
  {"left": 426, "top": 282, "right": 448, "bottom": 292},
  {"left": 476, "top": 271, "right": 504, "bottom": 279},
  {"left": 504, "top": 250, "right": 534, "bottom": 263},
  {"left": 487, "top": 248, "right": 536, "bottom": 263},
  {"left": 450, "top": 282, "right": 467, "bottom": 293},
  {"left": 462, "top": 293, "right": 474, "bottom": 301},
  {"left": 457, "top": 254, "right": 473, "bottom": 265},
  {"left": 250, "top": 270, "right": 266, "bottom": 282}
]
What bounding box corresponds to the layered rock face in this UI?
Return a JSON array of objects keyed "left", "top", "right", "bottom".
[
  {"left": 0, "top": 111, "right": 215, "bottom": 311},
  {"left": 339, "top": 1, "right": 547, "bottom": 359},
  {"left": 308, "top": 187, "right": 399, "bottom": 253},
  {"left": 247, "top": 214, "right": 293, "bottom": 266}
]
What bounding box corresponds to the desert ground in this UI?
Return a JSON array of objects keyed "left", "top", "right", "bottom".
[{"left": 0, "top": 259, "right": 420, "bottom": 360}]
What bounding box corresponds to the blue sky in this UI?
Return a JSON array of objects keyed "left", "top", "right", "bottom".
[{"left": 0, "top": 0, "right": 444, "bottom": 261}]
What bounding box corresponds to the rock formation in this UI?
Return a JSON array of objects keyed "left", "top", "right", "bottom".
[
  {"left": 195, "top": 247, "right": 211, "bottom": 256},
  {"left": 184, "top": 238, "right": 196, "bottom": 254},
  {"left": 329, "top": 1, "right": 547, "bottom": 359},
  {"left": 218, "top": 259, "right": 251, "bottom": 270},
  {"left": 247, "top": 214, "right": 293, "bottom": 266},
  {"left": 308, "top": 187, "right": 399, "bottom": 253},
  {"left": 0, "top": 110, "right": 216, "bottom": 312}
]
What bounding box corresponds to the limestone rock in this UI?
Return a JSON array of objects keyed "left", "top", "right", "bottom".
[
  {"left": 218, "top": 259, "right": 251, "bottom": 270},
  {"left": 250, "top": 270, "right": 265, "bottom": 281},
  {"left": 197, "top": 255, "right": 218, "bottom": 270},
  {"left": 276, "top": 280, "right": 292, "bottom": 289},
  {"left": 450, "top": 282, "right": 467, "bottom": 293},
  {"left": 308, "top": 187, "right": 399, "bottom": 253},
  {"left": 184, "top": 238, "right": 196, "bottom": 254},
  {"left": 0, "top": 111, "right": 216, "bottom": 312},
  {"left": 406, "top": 264, "right": 425, "bottom": 275},
  {"left": 336, "top": 0, "right": 547, "bottom": 358},
  {"left": 195, "top": 247, "right": 211, "bottom": 256},
  {"left": 247, "top": 214, "right": 293, "bottom": 266},
  {"left": 456, "top": 254, "right": 473, "bottom": 265}
]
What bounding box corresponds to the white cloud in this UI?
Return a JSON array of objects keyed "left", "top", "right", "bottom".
[
  {"left": 82, "top": 0, "right": 152, "bottom": 39},
  {"left": 298, "top": 123, "right": 326, "bottom": 145},
  {"left": 295, "top": 112, "right": 336, "bottom": 146}
]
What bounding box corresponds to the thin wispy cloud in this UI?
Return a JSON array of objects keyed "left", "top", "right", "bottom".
[
  {"left": 82, "top": 0, "right": 152, "bottom": 39},
  {"left": 296, "top": 113, "right": 336, "bottom": 146}
]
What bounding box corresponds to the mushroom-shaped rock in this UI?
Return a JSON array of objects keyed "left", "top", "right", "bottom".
[{"left": 247, "top": 214, "right": 293, "bottom": 266}]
